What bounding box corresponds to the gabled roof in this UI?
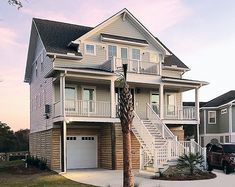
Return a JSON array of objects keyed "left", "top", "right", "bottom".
[
  {"left": 154, "top": 37, "right": 189, "bottom": 70},
  {"left": 33, "top": 18, "right": 93, "bottom": 55},
  {"left": 203, "top": 90, "right": 235, "bottom": 107}
]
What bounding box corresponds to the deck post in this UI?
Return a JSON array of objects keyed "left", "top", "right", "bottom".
[
  {"left": 159, "top": 84, "right": 164, "bottom": 119},
  {"left": 195, "top": 88, "right": 200, "bottom": 143}
]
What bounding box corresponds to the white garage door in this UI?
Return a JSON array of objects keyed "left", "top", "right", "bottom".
[{"left": 67, "top": 135, "right": 97, "bottom": 169}]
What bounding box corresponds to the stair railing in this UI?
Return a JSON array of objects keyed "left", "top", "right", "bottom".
[
  {"left": 132, "top": 111, "right": 155, "bottom": 158},
  {"left": 146, "top": 103, "right": 175, "bottom": 139}
]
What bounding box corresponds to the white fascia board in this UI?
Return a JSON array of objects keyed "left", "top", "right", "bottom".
[
  {"left": 101, "top": 36, "right": 149, "bottom": 47},
  {"left": 47, "top": 52, "right": 82, "bottom": 60},
  {"left": 162, "top": 77, "right": 209, "bottom": 86},
  {"left": 73, "top": 8, "right": 170, "bottom": 55},
  {"left": 163, "top": 66, "right": 190, "bottom": 72}
]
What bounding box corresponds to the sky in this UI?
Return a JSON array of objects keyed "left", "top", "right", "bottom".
[{"left": 0, "top": 0, "right": 235, "bottom": 131}]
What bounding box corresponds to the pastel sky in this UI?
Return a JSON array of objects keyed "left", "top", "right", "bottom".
[{"left": 0, "top": 0, "right": 235, "bottom": 131}]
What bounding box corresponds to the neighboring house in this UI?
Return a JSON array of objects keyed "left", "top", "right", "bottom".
[
  {"left": 24, "top": 9, "right": 207, "bottom": 173},
  {"left": 200, "top": 90, "right": 235, "bottom": 147}
]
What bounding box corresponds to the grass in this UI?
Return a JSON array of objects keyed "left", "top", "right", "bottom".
[{"left": 0, "top": 160, "right": 96, "bottom": 187}]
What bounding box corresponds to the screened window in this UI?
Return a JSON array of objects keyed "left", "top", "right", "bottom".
[
  {"left": 108, "top": 45, "right": 117, "bottom": 60},
  {"left": 208, "top": 111, "right": 216, "bottom": 124},
  {"left": 85, "top": 44, "right": 95, "bottom": 55},
  {"left": 132, "top": 48, "right": 140, "bottom": 60}
]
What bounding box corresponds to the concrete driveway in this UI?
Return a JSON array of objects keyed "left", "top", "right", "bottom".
[{"left": 62, "top": 169, "right": 235, "bottom": 187}]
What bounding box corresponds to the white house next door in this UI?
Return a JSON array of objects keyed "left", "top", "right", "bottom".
[{"left": 66, "top": 135, "right": 98, "bottom": 169}]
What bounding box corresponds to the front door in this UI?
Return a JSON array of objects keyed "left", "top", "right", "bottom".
[
  {"left": 82, "top": 87, "right": 96, "bottom": 114},
  {"left": 65, "top": 86, "right": 77, "bottom": 113}
]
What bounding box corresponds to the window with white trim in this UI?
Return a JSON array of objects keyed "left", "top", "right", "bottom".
[
  {"left": 85, "top": 44, "right": 95, "bottom": 55},
  {"left": 221, "top": 108, "right": 227, "bottom": 114},
  {"left": 208, "top": 111, "right": 216, "bottom": 124},
  {"left": 132, "top": 48, "right": 140, "bottom": 60}
]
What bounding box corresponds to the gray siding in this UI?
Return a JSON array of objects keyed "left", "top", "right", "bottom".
[
  {"left": 30, "top": 34, "right": 54, "bottom": 133},
  {"left": 218, "top": 107, "right": 229, "bottom": 133},
  {"left": 204, "top": 107, "right": 230, "bottom": 134},
  {"left": 199, "top": 110, "right": 204, "bottom": 134}
]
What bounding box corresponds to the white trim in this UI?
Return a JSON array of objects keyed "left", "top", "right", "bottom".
[
  {"left": 84, "top": 43, "right": 96, "bottom": 55},
  {"left": 82, "top": 86, "right": 96, "bottom": 114},
  {"left": 101, "top": 36, "right": 149, "bottom": 47},
  {"left": 208, "top": 110, "right": 216, "bottom": 124},
  {"left": 74, "top": 9, "right": 169, "bottom": 55},
  {"left": 162, "top": 77, "right": 208, "bottom": 86},
  {"left": 200, "top": 133, "right": 231, "bottom": 137},
  {"left": 221, "top": 108, "right": 227, "bottom": 114}
]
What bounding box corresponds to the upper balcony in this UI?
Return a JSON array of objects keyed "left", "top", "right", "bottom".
[{"left": 101, "top": 57, "right": 160, "bottom": 75}]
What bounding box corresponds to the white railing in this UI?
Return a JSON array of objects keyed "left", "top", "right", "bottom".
[
  {"left": 53, "top": 100, "right": 111, "bottom": 118},
  {"left": 164, "top": 105, "right": 196, "bottom": 120},
  {"left": 132, "top": 111, "right": 155, "bottom": 164},
  {"left": 180, "top": 139, "right": 204, "bottom": 155},
  {"left": 146, "top": 103, "right": 175, "bottom": 139},
  {"left": 113, "top": 57, "right": 160, "bottom": 75}
]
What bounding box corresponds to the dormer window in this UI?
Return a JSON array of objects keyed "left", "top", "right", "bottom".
[{"left": 85, "top": 44, "right": 96, "bottom": 55}]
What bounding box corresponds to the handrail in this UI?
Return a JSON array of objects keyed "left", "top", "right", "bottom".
[
  {"left": 132, "top": 111, "right": 155, "bottom": 157},
  {"left": 146, "top": 103, "right": 175, "bottom": 139}
]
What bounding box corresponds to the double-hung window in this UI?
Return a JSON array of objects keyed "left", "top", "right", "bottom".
[
  {"left": 108, "top": 45, "right": 117, "bottom": 60},
  {"left": 208, "top": 111, "right": 216, "bottom": 124},
  {"left": 85, "top": 44, "right": 95, "bottom": 55}
]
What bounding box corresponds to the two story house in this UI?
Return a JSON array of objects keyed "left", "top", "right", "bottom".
[
  {"left": 200, "top": 90, "right": 235, "bottom": 146},
  {"left": 24, "top": 9, "right": 207, "bottom": 173}
]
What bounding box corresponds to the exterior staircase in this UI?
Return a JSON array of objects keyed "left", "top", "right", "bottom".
[{"left": 132, "top": 103, "right": 206, "bottom": 173}]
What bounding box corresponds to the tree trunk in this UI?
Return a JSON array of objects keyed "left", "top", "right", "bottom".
[{"left": 123, "top": 130, "right": 134, "bottom": 187}]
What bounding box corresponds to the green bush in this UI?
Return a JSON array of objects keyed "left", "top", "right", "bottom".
[
  {"left": 25, "top": 155, "right": 47, "bottom": 170},
  {"left": 38, "top": 158, "right": 47, "bottom": 170}
]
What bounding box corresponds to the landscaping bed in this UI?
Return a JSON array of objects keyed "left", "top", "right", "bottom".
[
  {"left": 0, "top": 160, "right": 95, "bottom": 187},
  {"left": 155, "top": 166, "right": 217, "bottom": 181}
]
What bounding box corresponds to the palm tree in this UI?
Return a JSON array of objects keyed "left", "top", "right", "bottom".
[
  {"left": 118, "top": 64, "right": 134, "bottom": 187},
  {"left": 177, "top": 152, "right": 204, "bottom": 175}
]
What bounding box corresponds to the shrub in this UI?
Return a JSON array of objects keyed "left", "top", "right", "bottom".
[
  {"left": 38, "top": 158, "right": 47, "bottom": 170},
  {"left": 177, "top": 152, "right": 204, "bottom": 175}
]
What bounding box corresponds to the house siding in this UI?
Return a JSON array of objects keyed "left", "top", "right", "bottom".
[
  {"left": 205, "top": 109, "right": 220, "bottom": 133},
  {"left": 30, "top": 34, "right": 54, "bottom": 133},
  {"left": 114, "top": 123, "right": 140, "bottom": 170},
  {"left": 218, "top": 106, "right": 229, "bottom": 133},
  {"left": 199, "top": 110, "right": 204, "bottom": 134}
]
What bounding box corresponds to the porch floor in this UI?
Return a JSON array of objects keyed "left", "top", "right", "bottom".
[{"left": 61, "top": 169, "right": 235, "bottom": 187}]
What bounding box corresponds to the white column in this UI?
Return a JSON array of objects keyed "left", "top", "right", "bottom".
[
  {"left": 60, "top": 73, "right": 67, "bottom": 173},
  {"left": 110, "top": 79, "right": 116, "bottom": 118},
  {"left": 63, "top": 120, "right": 67, "bottom": 173},
  {"left": 229, "top": 105, "right": 232, "bottom": 137},
  {"left": 195, "top": 88, "right": 200, "bottom": 143},
  {"left": 159, "top": 84, "right": 164, "bottom": 119}
]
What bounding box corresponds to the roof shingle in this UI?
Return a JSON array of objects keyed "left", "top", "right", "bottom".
[{"left": 203, "top": 90, "right": 235, "bottom": 107}]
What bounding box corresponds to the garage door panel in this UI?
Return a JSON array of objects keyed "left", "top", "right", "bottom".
[{"left": 67, "top": 136, "right": 97, "bottom": 169}]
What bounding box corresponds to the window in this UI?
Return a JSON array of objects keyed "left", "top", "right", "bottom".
[
  {"left": 221, "top": 108, "right": 227, "bottom": 114},
  {"left": 85, "top": 44, "right": 95, "bottom": 55},
  {"left": 65, "top": 86, "right": 77, "bottom": 112},
  {"left": 108, "top": 45, "right": 117, "bottom": 60},
  {"left": 208, "top": 111, "right": 216, "bottom": 124},
  {"left": 166, "top": 93, "right": 176, "bottom": 116},
  {"left": 132, "top": 48, "right": 140, "bottom": 60},
  {"left": 82, "top": 87, "right": 96, "bottom": 113}
]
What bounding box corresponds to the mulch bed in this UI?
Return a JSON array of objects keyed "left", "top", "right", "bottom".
[
  {"left": 154, "top": 166, "right": 217, "bottom": 181},
  {"left": 155, "top": 172, "right": 216, "bottom": 181}
]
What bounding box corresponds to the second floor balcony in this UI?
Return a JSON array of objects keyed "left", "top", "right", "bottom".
[
  {"left": 102, "top": 57, "right": 160, "bottom": 75},
  {"left": 54, "top": 99, "right": 196, "bottom": 121}
]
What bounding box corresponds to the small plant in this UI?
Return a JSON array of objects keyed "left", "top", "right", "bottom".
[
  {"left": 38, "top": 158, "right": 47, "bottom": 170},
  {"left": 177, "top": 152, "right": 204, "bottom": 175}
]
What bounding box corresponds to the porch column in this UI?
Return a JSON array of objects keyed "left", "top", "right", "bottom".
[
  {"left": 195, "top": 87, "right": 200, "bottom": 143},
  {"left": 159, "top": 84, "right": 164, "bottom": 119},
  {"left": 60, "top": 73, "right": 67, "bottom": 172},
  {"left": 110, "top": 79, "right": 116, "bottom": 118}
]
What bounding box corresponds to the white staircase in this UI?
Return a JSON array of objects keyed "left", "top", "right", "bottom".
[{"left": 132, "top": 103, "right": 205, "bottom": 173}]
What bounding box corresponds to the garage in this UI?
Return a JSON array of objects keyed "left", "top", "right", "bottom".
[{"left": 66, "top": 135, "right": 98, "bottom": 169}]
